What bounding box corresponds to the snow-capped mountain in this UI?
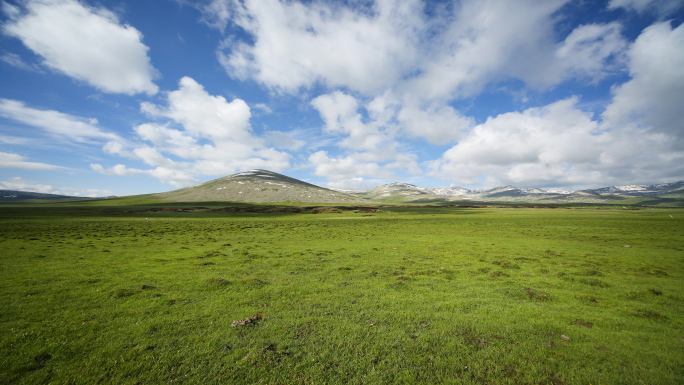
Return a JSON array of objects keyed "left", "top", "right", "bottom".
[{"left": 348, "top": 179, "right": 684, "bottom": 203}]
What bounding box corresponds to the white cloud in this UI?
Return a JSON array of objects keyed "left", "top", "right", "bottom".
[
  {"left": 96, "top": 77, "right": 291, "bottom": 187},
  {"left": 263, "top": 131, "right": 305, "bottom": 151},
  {"left": 0, "top": 151, "right": 64, "bottom": 170},
  {"left": 90, "top": 163, "right": 197, "bottom": 188},
  {"left": 133, "top": 123, "right": 200, "bottom": 159},
  {"left": 58, "top": 186, "right": 114, "bottom": 198},
  {"left": 415, "top": 3, "right": 556, "bottom": 99},
  {"left": 326, "top": 177, "right": 368, "bottom": 191},
  {"left": 253, "top": 103, "right": 272, "bottom": 114},
  {"left": 215, "top": 0, "right": 423, "bottom": 94},
  {"left": 0, "top": 135, "right": 29, "bottom": 145},
  {"left": 141, "top": 76, "right": 253, "bottom": 143},
  {"left": 311, "top": 91, "right": 399, "bottom": 156},
  {"left": 430, "top": 97, "right": 683, "bottom": 188},
  {"left": 0, "top": 52, "right": 43, "bottom": 72},
  {"left": 602, "top": 21, "right": 684, "bottom": 140},
  {"left": 555, "top": 22, "right": 627, "bottom": 82},
  {"left": 0, "top": 98, "right": 121, "bottom": 143},
  {"left": 209, "top": 0, "right": 628, "bottom": 101},
  {"left": 3, "top": 0, "right": 158, "bottom": 95},
  {"left": 308, "top": 148, "right": 421, "bottom": 185},
  {"left": 0, "top": 176, "right": 113, "bottom": 197},
  {"left": 608, "top": 0, "right": 684, "bottom": 18},
  {"left": 309, "top": 150, "right": 387, "bottom": 181},
  {"left": 199, "top": 0, "right": 234, "bottom": 31},
  {"left": 397, "top": 103, "right": 474, "bottom": 145},
  {"left": 0, "top": 176, "right": 59, "bottom": 194}
]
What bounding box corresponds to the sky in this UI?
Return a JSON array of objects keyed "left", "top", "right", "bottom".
[{"left": 0, "top": 0, "right": 683, "bottom": 197}]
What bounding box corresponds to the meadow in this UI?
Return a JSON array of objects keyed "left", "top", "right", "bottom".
[{"left": 0, "top": 205, "right": 682, "bottom": 384}]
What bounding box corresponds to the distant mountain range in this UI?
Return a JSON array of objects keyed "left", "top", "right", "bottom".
[
  {"left": 0, "top": 190, "right": 76, "bottom": 201},
  {"left": 341, "top": 180, "right": 684, "bottom": 205},
  {"left": 2, "top": 170, "right": 683, "bottom": 205}
]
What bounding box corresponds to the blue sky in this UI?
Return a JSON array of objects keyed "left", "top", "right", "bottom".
[{"left": 0, "top": 0, "right": 683, "bottom": 197}]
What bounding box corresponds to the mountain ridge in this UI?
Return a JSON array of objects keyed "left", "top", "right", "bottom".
[
  {"left": 154, "top": 169, "right": 364, "bottom": 203},
  {"left": 2, "top": 170, "right": 683, "bottom": 205},
  {"left": 337, "top": 179, "right": 684, "bottom": 204}
]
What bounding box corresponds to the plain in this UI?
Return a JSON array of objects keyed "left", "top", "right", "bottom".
[{"left": 0, "top": 205, "right": 682, "bottom": 384}]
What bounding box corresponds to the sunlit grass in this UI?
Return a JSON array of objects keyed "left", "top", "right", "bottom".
[{"left": 0, "top": 206, "right": 682, "bottom": 383}]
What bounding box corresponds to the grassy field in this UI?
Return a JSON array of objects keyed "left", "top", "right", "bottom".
[{"left": 0, "top": 205, "right": 682, "bottom": 384}]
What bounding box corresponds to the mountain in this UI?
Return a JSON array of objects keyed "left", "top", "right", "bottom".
[
  {"left": 2, "top": 170, "right": 682, "bottom": 205},
  {"left": 0, "top": 190, "right": 75, "bottom": 201},
  {"left": 581, "top": 181, "right": 684, "bottom": 196},
  {"left": 155, "top": 170, "right": 684, "bottom": 205},
  {"left": 155, "top": 169, "right": 363, "bottom": 203},
  {"left": 344, "top": 180, "right": 684, "bottom": 205},
  {"left": 358, "top": 182, "right": 431, "bottom": 201}
]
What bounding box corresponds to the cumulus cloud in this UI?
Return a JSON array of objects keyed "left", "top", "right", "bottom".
[
  {"left": 200, "top": 0, "right": 638, "bottom": 187},
  {"left": 207, "top": 0, "right": 632, "bottom": 99},
  {"left": 215, "top": 0, "right": 423, "bottom": 94},
  {"left": 306, "top": 89, "right": 428, "bottom": 184},
  {"left": 141, "top": 77, "right": 253, "bottom": 143},
  {"left": 0, "top": 151, "right": 64, "bottom": 170},
  {"left": 421, "top": 17, "right": 682, "bottom": 188},
  {"left": 397, "top": 103, "right": 474, "bottom": 145},
  {"left": 0, "top": 98, "right": 122, "bottom": 143},
  {"left": 5, "top": 0, "right": 677, "bottom": 192},
  {"left": 325, "top": 177, "right": 368, "bottom": 191},
  {"left": 95, "top": 77, "right": 291, "bottom": 187},
  {"left": 3, "top": 0, "right": 158, "bottom": 95},
  {"left": 404, "top": 0, "right": 564, "bottom": 99},
  {"left": 309, "top": 150, "right": 387, "bottom": 181},
  {"left": 308, "top": 148, "right": 421, "bottom": 185},
  {"left": 430, "top": 97, "right": 683, "bottom": 188},
  {"left": 311, "top": 91, "right": 398, "bottom": 154},
  {"left": 602, "top": 21, "right": 684, "bottom": 141}
]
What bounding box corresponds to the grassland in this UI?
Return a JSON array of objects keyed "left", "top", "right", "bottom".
[{"left": 1, "top": 204, "right": 682, "bottom": 384}]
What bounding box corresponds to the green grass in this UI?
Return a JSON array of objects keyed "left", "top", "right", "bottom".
[{"left": 0, "top": 206, "right": 682, "bottom": 384}]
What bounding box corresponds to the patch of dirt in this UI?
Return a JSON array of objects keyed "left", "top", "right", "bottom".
[
  {"left": 146, "top": 207, "right": 207, "bottom": 213},
  {"left": 631, "top": 309, "right": 668, "bottom": 321},
  {"left": 490, "top": 270, "right": 509, "bottom": 278},
  {"left": 525, "top": 287, "right": 551, "bottom": 301},
  {"left": 204, "top": 277, "right": 231, "bottom": 287},
  {"left": 231, "top": 313, "right": 263, "bottom": 327},
  {"left": 571, "top": 319, "right": 593, "bottom": 328}
]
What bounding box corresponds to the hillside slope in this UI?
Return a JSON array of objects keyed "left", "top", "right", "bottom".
[{"left": 155, "top": 169, "right": 364, "bottom": 203}]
